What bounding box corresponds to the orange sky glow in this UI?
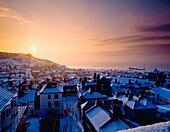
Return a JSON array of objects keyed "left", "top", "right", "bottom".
[{"left": 0, "top": 0, "right": 170, "bottom": 70}]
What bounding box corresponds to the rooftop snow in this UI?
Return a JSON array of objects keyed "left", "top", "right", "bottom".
[
  {"left": 32, "top": 84, "right": 39, "bottom": 89},
  {"left": 66, "top": 79, "right": 80, "bottom": 86},
  {"left": 41, "top": 87, "right": 63, "bottom": 94},
  {"left": 112, "top": 77, "right": 155, "bottom": 85},
  {"left": 119, "top": 121, "right": 170, "bottom": 132},
  {"left": 0, "top": 87, "right": 17, "bottom": 112},
  {"left": 115, "top": 95, "right": 157, "bottom": 110},
  {"left": 26, "top": 118, "right": 40, "bottom": 132},
  {"left": 82, "top": 90, "right": 107, "bottom": 99},
  {"left": 18, "top": 90, "right": 36, "bottom": 103},
  {"left": 151, "top": 87, "right": 170, "bottom": 100},
  {"left": 157, "top": 105, "right": 170, "bottom": 113},
  {"left": 86, "top": 106, "right": 110, "bottom": 131},
  {"left": 100, "top": 119, "right": 130, "bottom": 132}
]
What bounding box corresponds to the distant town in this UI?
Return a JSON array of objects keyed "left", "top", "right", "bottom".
[{"left": 0, "top": 52, "right": 170, "bottom": 132}]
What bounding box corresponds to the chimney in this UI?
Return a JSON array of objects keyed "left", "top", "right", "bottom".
[
  {"left": 93, "top": 73, "right": 97, "bottom": 82},
  {"left": 128, "top": 93, "right": 133, "bottom": 100}
]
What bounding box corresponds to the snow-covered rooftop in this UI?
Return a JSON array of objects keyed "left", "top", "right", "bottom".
[
  {"left": 151, "top": 87, "right": 170, "bottom": 100},
  {"left": 41, "top": 87, "right": 63, "bottom": 94},
  {"left": 100, "top": 119, "right": 130, "bottom": 132},
  {"left": 157, "top": 105, "right": 170, "bottom": 113},
  {"left": 0, "top": 87, "right": 17, "bottom": 112},
  {"left": 85, "top": 81, "right": 97, "bottom": 86},
  {"left": 119, "top": 121, "right": 170, "bottom": 132},
  {"left": 26, "top": 118, "right": 40, "bottom": 132},
  {"left": 81, "top": 90, "right": 107, "bottom": 99},
  {"left": 66, "top": 79, "right": 80, "bottom": 86},
  {"left": 115, "top": 95, "right": 157, "bottom": 110},
  {"left": 32, "top": 84, "right": 39, "bottom": 89},
  {"left": 18, "top": 90, "right": 36, "bottom": 103},
  {"left": 86, "top": 106, "right": 110, "bottom": 131},
  {"left": 112, "top": 77, "right": 155, "bottom": 85}
]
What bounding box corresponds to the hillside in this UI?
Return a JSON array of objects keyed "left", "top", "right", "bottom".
[{"left": 0, "top": 52, "right": 66, "bottom": 69}]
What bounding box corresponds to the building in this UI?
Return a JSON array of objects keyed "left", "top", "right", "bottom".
[
  {"left": 85, "top": 105, "right": 130, "bottom": 132},
  {"left": 0, "top": 87, "right": 27, "bottom": 132},
  {"left": 77, "top": 88, "right": 107, "bottom": 104},
  {"left": 148, "top": 68, "right": 160, "bottom": 81},
  {"left": 38, "top": 83, "right": 63, "bottom": 116},
  {"left": 148, "top": 87, "right": 170, "bottom": 105},
  {"left": 121, "top": 121, "right": 170, "bottom": 132},
  {"left": 18, "top": 90, "right": 36, "bottom": 116},
  {"left": 80, "top": 100, "right": 96, "bottom": 122},
  {"left": 83, "top": 81, "right": 97, "bottom": 91},
  {"left": 114, "top": 94, "right": 158, "bottom": 125},
  {"left": 63, "top": 79, "right": 80, "bottom": 95}
]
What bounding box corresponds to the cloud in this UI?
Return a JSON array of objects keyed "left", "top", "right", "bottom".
[
  {"left": 0, "top": 6, "right": 32, "bottom": 25},
  {"left": 122, "top": 35, "right": 170, "bottom": 43},
  {"left": 135, "top": 23, "right": 170, "bottom": 33},
  {"left": 100, "top": 34, "right": 145, "bottom": 43},
  {"left": 98, "top": 34, "right": 170, "bottom": 45},
  {"left": 98, "top": 22, "right": 170, "bottom": 46}
]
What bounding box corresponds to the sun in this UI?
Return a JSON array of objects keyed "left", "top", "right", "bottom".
[{"left": 31, "top": 45, "right": 37, "bottom": 52}]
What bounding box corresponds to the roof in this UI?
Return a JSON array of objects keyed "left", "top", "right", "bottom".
[
  {"left": 18, "top": 90, "right": 36, "bottom": 103},
  {"left": 0, "top": 87, "right": 17, "bottom": 112},
  {"left": 85, "top": 81, "right": 97, "bottom": 86},
  {"left": 111, "top": 82, "right": 122, "bottom": 87},
  {"left": 100, "top": 119, "right": 130, "bottom": 132},
  {"left": 41, "top": 87, "right": 63, "bottom": 94},
  {"left": 157, "top": 105, "right": 170, "bottom": 113},
  {"left": 81, "top": 90, "right": 107, "bottom": 99},
  {"left": 111, "top": 77, "right": 155, "bottom": 86},
  {"left": 115, "top": 95, "right": 157, "bottom": 110},
  {"left": 119, "top": 121, "right": 170, "bottom": 132},
  {"left": 152, "top": 68, "right": 159, "bottom": 74},
  {"left": 32, "top": 84, "right": 39, "bottom": 89},
  {"left": 65, "top": 79, "right": 80, "bottom": 86},
  {"left": 151, "top": 87, "right": 170, "bottom": 100},
  {"left": 86, "top": 106, "right": 110, "bottom": 131}
]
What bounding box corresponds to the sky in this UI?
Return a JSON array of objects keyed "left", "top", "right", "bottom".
[{"left": 0, "top": 0, "right": 170, "bottom": 70}]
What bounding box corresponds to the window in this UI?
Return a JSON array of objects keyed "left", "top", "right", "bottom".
[
  {"left": 54, "top": 101, "right": 59, "bottom": 107},
  {"left": 48, "top": 102, "right": 51, "bottom": 108},
  {"left": 48, "top": 95, "right": 51, "bottom": 99},
  {"left": 54, "top": 94, "right": 58, "bottom": 99}
]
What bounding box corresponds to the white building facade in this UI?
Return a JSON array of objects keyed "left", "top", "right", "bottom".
[{"left": 39, "top": 86, "right": 63, "bottom": 116}]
